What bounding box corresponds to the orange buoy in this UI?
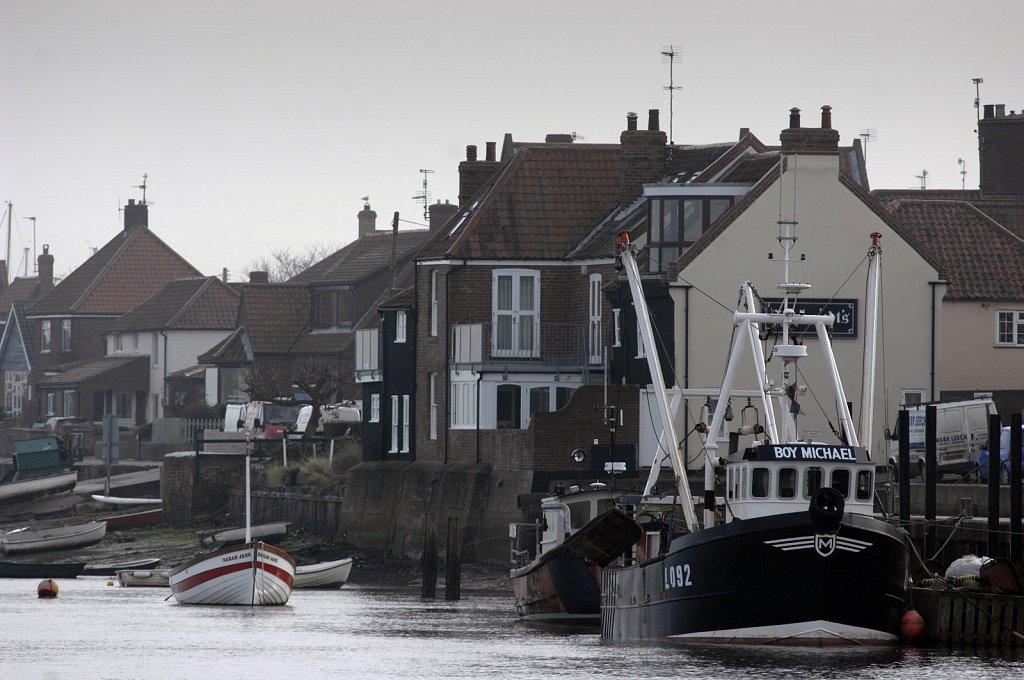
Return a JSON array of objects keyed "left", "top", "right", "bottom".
[
  {"left": 900, "top": 606, "right": 925, "bottom": 641},
  {"left": 37, "top": 579, "right": 59, "bottom": 599}
]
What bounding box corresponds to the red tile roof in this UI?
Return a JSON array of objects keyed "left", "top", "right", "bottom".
[
  {"left": 289, "top": 230, "right": 433, "bottom": 285},
  {"left": 106, "top": 277, "right": 240, "bottom": 332}
]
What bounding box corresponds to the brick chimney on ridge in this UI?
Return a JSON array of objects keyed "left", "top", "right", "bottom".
[
  {"left": 779, "top": 106, "right": 840, "bottom": 155},
  {"left": 429, "top": 199, "right": 459, "bottom": 232},
  {"left": 979, "top": 104, "right": 1024, "bottom": 196},
  {"left": 619, "top": 109, "right": 668, "bottom": 205},
  {"left": 124, "top": 199, "right": 148, "bottom": 231},
  {"left": 358, "top": 200, "right": 378, "bottom": 238},
  {"left": 38, "top": 245, "right": 54, "bottom": 294},
  {"left": 458, "top": 142, "right": 503, "bottom": 207}
]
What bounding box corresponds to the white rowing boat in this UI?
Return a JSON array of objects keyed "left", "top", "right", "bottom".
[
  {"left": 91, "top": 494, "right": 162, "bottom": 506},
  {"left": 117, "top": 568, "right": 171, "bottom": 587},
  {"left": 0, "top": 521, "right": 107, "bottom": 555},
  {"left": 294, "top": 557, "right": 353, "bottom": 589}
]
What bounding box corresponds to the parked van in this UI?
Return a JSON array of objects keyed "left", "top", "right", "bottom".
[
  {"left": 290, "top": 402, "right": 361, "bottom": 438},
  {"left": 886, "top": 398, "right": 997, "bottom": 478},
  {"left": 239, "top": 401, "right": 304, "bottom": 439},
  {"left": 223, "top": 404, "right": 245, "bottom": 433}
]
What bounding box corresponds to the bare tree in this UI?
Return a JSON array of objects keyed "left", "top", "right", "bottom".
[
  {"left": 244, "top": 242, "right": 338, "bottom": 282},
  {"left": 243, "top": 360, "right": 346, "bottom": 436}
]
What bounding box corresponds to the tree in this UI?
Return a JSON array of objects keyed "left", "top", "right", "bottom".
[
  {"left": 242, "top": 360, "right": 346, "bottom": 436},
  {"left": 243, "top": 242, "right": 338, "bottom": 282}
]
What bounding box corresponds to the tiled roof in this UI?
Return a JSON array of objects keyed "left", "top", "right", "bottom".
[
  {"left": 106, "top": 277, "right": 240, "bottom": 332},
  {"left": 237, "top": 284, "right": 310, "bottom": 354},
  {"left": 0, "top": 277, "right": 47, "bottom": 317},
  {"left": 875, "top": 189, "right": 1024, "bottom": 243},
  {"left": 26, "top": 227, "right": 201, "bottom": 316},
  {"left": 35, "top": 355, "right": 148, "bottom": 387},
  {"left": 419, "top": 143, "right": 623, "bottom": 260},
  {"left": 289, "top": 230, "right": 432, "bottom": 285},
  {"left": 885, "top": 199, "right": 1024, "bottom": 300},
  {"left": 666, "top": 143, "right": 736, "bottom": 183},
  {"left": 197, "top": 326, "right": 249, "bottom": 364}
]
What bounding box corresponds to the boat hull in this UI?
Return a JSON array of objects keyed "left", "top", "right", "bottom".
[
  {"left": 0, "top": 560, "right": 86, "bottom": 578},
  {"left": 511, "top": 543, "right": 602, "bottom": 624},
  {"left": 169, "top": 541, "right": 295, "bottom": 606},
  {"left": 0, "top": 521, "right": 107, "bottom": 555},
  {"left": 118, "top": 568, "right": 171, "bottom": 587},
  {"left": 294, "top": 557, "right": 353, "bottom": 589},
  {"left": 601, "top": 512, "right": 908, "bottom": 645},
  {"left": 0, "top": 470, "right": 77, "bottom": 505}
]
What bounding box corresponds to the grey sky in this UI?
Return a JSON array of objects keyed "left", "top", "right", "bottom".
[{"left": 2, "top": 1, "right": 1021, "bottom": 280}]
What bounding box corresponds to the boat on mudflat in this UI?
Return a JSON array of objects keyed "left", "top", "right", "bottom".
[
  {"left": 117, "top": 568, "right": 170, "bottom": 587},
  {"left": 83, "top": 557, "right": 161, "bottom": 577},
  {"left": 0, "top": 560, "right": 86, "bottom": 579},
  {"left": 199, "top": 521, "right": 290, "bottom": 548},
  {"left": 294, "top": 557, "right": 353, "bottom": 589},
  {"left": 0, "top": 436, "right": 79, "bottom": 505},
  {"left": 102, "top": 507, "right": 164, "bottom": 530},
  {"left": 91, "top": 494, "right": 162, "bottom": 506},
  {"left": 0, "top": 521, "right": 107, "bottom": 555},
  {"left": 598, "top": 227, "right": 907, "bottom": 645}
]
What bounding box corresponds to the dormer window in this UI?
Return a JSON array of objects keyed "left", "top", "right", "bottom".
[{"left": 645, "top": 184, "right": 749, "bottom": 274}]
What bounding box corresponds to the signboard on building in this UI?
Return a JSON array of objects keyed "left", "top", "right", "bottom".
[{"left": 760, "top": 298, "right": 857, "bottom": 338}]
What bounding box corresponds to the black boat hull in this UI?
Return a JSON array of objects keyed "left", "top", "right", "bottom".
[{"left": 601, "top": 512, "right": 907, "bottom": 645}]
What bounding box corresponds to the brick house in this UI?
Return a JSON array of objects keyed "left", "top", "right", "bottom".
[{"left": 17, "top": 200, "right": 202, "bottom": 425}]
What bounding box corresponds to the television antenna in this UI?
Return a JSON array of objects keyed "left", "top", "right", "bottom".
[
  {"left": 22, "top": 216, "right": 36, "bottom": 273},
  {"left": 915, "top": 169, "right": 929, "bottom": 190},
  {"left": 135, "top": 173, "right": 149, "bottom": 204},
  {"left": 661, "top": 45, "right": 683, "bottom": 144},
  {"left": 412, "top": 169, "right": 433, "bottom": 221},
  {"left": 957, "top": 157, "right": 967, "bottom": 190},
  {"left": 859, "top": 129, "right": 877, "bottom": 163}
]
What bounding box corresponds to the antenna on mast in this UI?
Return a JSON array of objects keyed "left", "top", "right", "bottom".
[
  {"left": 135, "top": 173, "right": 149, "bottom": 204},
  {"left": 915, "top": 169, "right": 929, "bottom": 190},
  {"left": 22, "top": 216, "right": 36, "bottom": 273},
  {"left": 660, "top": 45, "right": 683, "bottom": 145},
  {"left": 412, "top": 169, "right": 433, "bottom": 221},
  {"left": 957, "top": 157, "right": 967, "bottom": 191},
  {"left": 859, "top": 129, "right": 877, "bottom": 163}
]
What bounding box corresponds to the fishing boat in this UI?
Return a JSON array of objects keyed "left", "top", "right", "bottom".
[
  {"left": 0, "top": 521, "right": 107, "bottom": 555},
  {"left": 294, "top": 557, "right": 354, "bottom": 589},
  {"left": 117, "top": 568, "right": 170, "bottom": 587},
  {"left": 0, "top": 560, "right": 86, "bottom": 578},
  {"left": 598, "top": 226, "right": 908, "bottom": 645},
  {"left": 509, "top": 484, "right": 632, "bottom": 624},
  {"left": 169, "top": 447, "right": 295, "bottom": 606},
  {"left": 0, "top": 436, "right": 78, "bottom": 505}
]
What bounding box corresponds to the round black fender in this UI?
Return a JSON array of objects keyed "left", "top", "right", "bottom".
[{"left": 809, "top": 487, "right": 845, "bottom": 532}]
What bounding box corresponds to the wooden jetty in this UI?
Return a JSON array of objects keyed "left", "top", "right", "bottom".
[{"left": 910, "top": 586, "right": 1024, "bottom": 649}]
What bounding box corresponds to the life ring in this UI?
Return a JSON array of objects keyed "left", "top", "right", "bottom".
[{"left": 809, "top": 487, "right": 845, "bottom": 532}]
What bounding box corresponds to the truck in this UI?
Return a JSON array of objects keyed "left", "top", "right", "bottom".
[
  {"left": 885, "top": 398, "right": 997, "bottom": 479},
  {"left": 238, "top": 401, "right": 304, "bottom": 439}
]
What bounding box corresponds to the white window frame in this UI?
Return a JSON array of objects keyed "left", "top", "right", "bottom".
[
  {"left": 355, "top": 329, "right": 381, "bottom": 382},
  {"left": 430, "top": 270, "right": 439, "bottom": 337},
  {"left": 395, "top": 311, "right": 407, "bottom": 343},
  {"left": 996, "top": 309, "right": 1024, "bottom": 346},
  {"left": 429, "top": 373, "right": 437, "bottom": 440},
  {"left": 492, "top": 269, "right": 540, "bottom": 358},
  {"left": 61, "top": 319, "right": 71, "bottom": 352},
  {"left": 900, "top": 389, "right": 927, "bottom": 407},
  {"left": 589, "top": 274, "right": 603, "bottom": 364},
  {"left": 369, "top": 394, "right": 380, "bottom": 422},
  {"left": 390, "top": 395, "right": 399, "bottom": 453},
  {"left": 612, "top": 308, "right": 622, "bottom": 347},
  {"left": 450, "top": 372, "right": 478, "bottom": 429},
  {"left": 401, "top": 394, "right": 410, "bottom": 453},
  {"left": 4, "top": 371, "right": 27, "bottom": 417},
  {"left": 63, "top": 390, "right": 75, "bottom": 417},
  {"left": 45, "top": 392, "right": 55, "bottom": 416},
  {"left": 151, "top": 332, "right": 160, "bottom": 367},
  {"left": 40, "top": 320, "right": 51, "bottom": 353},
  {"left": 452, "top": 324, "right": 482, "bottom": 364},
  {"left": 115, "top": 333, "right": 124, "bottom": 353}
]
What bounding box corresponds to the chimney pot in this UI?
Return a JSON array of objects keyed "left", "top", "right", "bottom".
[
  {"left": 626, "top": 112, "right": 638, "bottom": 131},
  {"left": 789, "top": 107, "right": 801, "bottom": 129},
  {"left": 648, "top": 109, "right": 660, "bottom": 132},
  {"left": 466, "top": 145, "right": 478, "bottom": 162},
  {"left": 249, "top": 271, "right": 269, "bottom": 284},
  {"left": 485, "top": 142, "right": 496, "bottom": 161},
  {"left": 995, "top": 104, "right": 1006, "bottom": 118},
  {"left": 820, "top": 105, "right": 833, "bottom": 129},
  {"left": 739, "top": 127, "right": 750, "bottom": 140},
  {"left": 38, "top": 244, "right": 54, "bottom": 292}
]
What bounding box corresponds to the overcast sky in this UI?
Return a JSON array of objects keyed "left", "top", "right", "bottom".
[{"left": 2, "top": 1, "right": 1022, "bottom": 281}]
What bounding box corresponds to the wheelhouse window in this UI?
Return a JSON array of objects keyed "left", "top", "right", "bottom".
[
  {"left": 856, "top": 470, "right": 873, "bottom": 501},
  {"left": 996, "top": 310, "right": 1024, "bottom": 345},
  {"left": 830, "top": 468, "right": 851, "bottom": 498},
  {"left": 778, "top": 468, "right": 797, "bottom": 498},
  {"left": 751, "top": 467, "right": 770, "bottom": 498},
  {"left": 803, "top": 467, "right": 824, "bottom": 498}
]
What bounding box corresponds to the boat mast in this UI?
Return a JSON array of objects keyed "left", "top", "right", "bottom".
[
  {"left": 615, "top": 231, "right": 698, "bottom": 531},
  {"left": 244, "top": 438, "right": 252, "bottom": 544},
  {"left": 858, "top": 232, "right": 883, "bottom": 458}
]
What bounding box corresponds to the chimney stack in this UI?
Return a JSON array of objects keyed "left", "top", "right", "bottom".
[
  {"left": 38, "top": 245, "right": 54, "bottom": 293},
  {"left": 248, "top": 271, "right": 269, "bottom": 284},
  {"left": 619, "top": 109, "right": 668, "bottom": 205},
  {"left": 124, "top": 198, "right": 148, "bottom": 231},
  {"left": 358, "top": 200, "right": 378, "bottom": 238},
  {"left": 458, "top": 142, "right": 502, "bottom": 207},
  {"left": 780, "top": 105, "right": 839, "bottom": 155},
  {"left": 979, "top": 103, "right": 1024, "bottom": 196},
  {"left": 429, "top": 199, "right": 459, "bottom": 232}
]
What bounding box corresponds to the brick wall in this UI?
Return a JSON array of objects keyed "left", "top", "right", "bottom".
[{"left": 980, "top": 109, "right": 1024, "bottom": 196}]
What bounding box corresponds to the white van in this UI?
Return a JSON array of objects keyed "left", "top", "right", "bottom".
[
  {"left": 886, "top": 398, "right": 997, "bottom": 478},
  {"left": 290, "top": 402, "right": 361, "bottom": 438},
  {"left": 223, "top": 404, "right": 245, "bottom": 433}
]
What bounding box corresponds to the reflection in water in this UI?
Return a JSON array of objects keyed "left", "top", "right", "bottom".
[{"left": 0, "top": 579, "right": 1021, "bottom": 679}]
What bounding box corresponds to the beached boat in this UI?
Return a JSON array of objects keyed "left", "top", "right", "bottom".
[
  {"left": 0, "top": 521, "right": 107, "bottom": 555},
  {"left": 509, "top": 485, "right": 629, "bottom": 624},
  {"left": 597, "top": 228, "right": 908, "bottom": 645},
  {"left": 83, "top": 557, "right": 161, "bottom": 577},
  {"left": 0, "top": 560, "right": 86, "bottom": 578},
  {"left": 169, "top": 448, "right": 294, "bottom": 606},
  {"left": 102, "top": 507, "right": 164, "bottom": 530},
  {"left": 294, "top": 557, "right": 353, "bottom": 589},
  {"left": 199, "top": 521, "right": 290, "bottom": 548},
  {"left": 0, "top": 436, "right": 78, "bottom": 505},
  {"left": 91, "top": 494, "right": 162, "bottom": 506},
  {"left": 117, "top": 568, "right": 170, "bottom": 587}
]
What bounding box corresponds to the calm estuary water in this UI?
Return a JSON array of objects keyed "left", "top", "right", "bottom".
[{"left": 2, "top": 578, "right": 1022, "bottom": 680}]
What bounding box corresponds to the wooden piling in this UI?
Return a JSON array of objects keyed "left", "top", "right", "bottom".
[
  {"left": 445, "top": 516, "right": 461, "bottom": 601},
  {"left": 912, "top": 587, "right": 1024, "bottom": 648},
  {"left": 421, "top": 512, "right": 437, "bottom": 599}
]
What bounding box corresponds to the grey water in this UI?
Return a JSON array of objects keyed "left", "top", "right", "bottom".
[{"left": 2, "top": 578, "right": 1022, "bottom": 680}]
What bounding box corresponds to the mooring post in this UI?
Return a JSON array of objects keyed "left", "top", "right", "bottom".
[
  {"left": 1011, "top": 412, "right": 1022, "bottom": 562},
  {"left": 421, "top": 512, "right": 437, "bottom": 599},
  {"left": 925, "top": 405, "right": 937, "bottom": 557},
  {"left": 898, "top": 409, "right": 910, "bottom": 521},
  {"left": 445, "top": 516, "right": 461, "bottom": 601},
  {"left": 988, "top": 413, "right": 1002, "bottom": 557}
]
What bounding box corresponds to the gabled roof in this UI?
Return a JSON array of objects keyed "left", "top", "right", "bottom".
[
  {"left": 289, "top": 230, "right": 433, "bottom": 285},
  {"left": 35, "top": 355, "right": 149, "bottom": 388},
  {"left": 237, "top": 284, "right": 310, "bottom": 354},
  {"left": 884, "top": 199, "right": 1024, "bottom": 301},
  {"left": 419, "top": 143, "right": 623, "bottom": 260},
  {"left": 0, "top": 276, "right": 48, "bottom": 319},
  {"left": 0, "top": 300, "right": 34, "bottom": 372},
  {"left": 106, "top": 276, "right": 240, "bottom": 333},
  {"left": 26, "top": 226, "right": 201, "bottom": 317},
  {"left": 875, "top": 189, "right": 1024, "bottom": 242}
]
